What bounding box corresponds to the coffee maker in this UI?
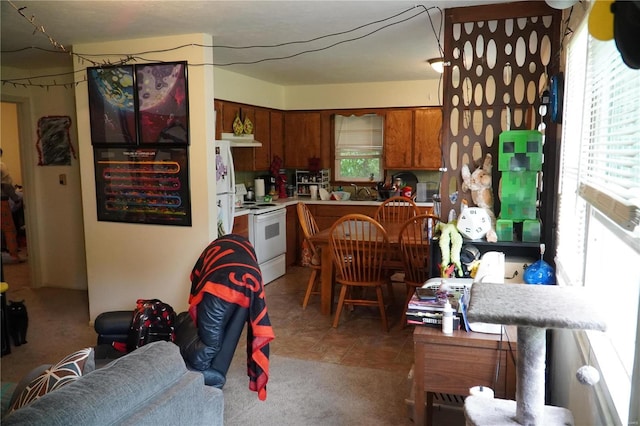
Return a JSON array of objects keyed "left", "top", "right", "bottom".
[{"left": 261, "top": 174, "right": 276, "bottom": 196}]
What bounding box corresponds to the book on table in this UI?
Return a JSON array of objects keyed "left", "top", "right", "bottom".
[
  {"left": 407, "top": 293, "right": 459, "bottom": 312},
  {"left": 406, "top": 309, "right": 461, "bottom": 329}
]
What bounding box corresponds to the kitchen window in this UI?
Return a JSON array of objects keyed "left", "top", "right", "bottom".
[
  {"left": 556, "top": 19, "right": 639, "bottom": 425},
  {"left": 334, "top": 114, "right": 383, "bottom": 182}
]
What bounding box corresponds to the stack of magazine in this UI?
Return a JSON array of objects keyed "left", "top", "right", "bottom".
[{"left": 406, "top": 286, "right": 462, "bottom": 329}]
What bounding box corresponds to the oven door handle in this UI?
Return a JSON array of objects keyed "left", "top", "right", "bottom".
[{"left": 253, "top": 208, "right": 285, "bottom": 222}]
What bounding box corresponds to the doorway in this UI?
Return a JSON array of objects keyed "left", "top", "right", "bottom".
[{"left": 1, "top": 101, "right": 27, "bottom": 262}]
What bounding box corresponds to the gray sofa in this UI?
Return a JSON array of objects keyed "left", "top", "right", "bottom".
[{"left": 3, "top": 341, "right": 223, "bottom": 425}]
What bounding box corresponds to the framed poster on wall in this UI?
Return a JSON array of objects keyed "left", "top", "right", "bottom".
[
  {"left": 88, "top": 61, "right": 189, "bottom": 145},
  {"left": 136, "top": 62, "right": 189, "bottom": 144},
  {"left": 93, "top": 146, "right": 191, "bottom": 226},
  {"left": 87, "top": 65, "right": 137, "bottom": 144}
]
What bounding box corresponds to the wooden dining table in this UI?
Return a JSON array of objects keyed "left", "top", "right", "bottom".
[{"left": 309, "top": 220, "right": 404, "bottom": 315}]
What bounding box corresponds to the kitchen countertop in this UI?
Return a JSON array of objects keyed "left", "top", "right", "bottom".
[{"left": 233, "top": 197, "right": 434, "bottom": 217}]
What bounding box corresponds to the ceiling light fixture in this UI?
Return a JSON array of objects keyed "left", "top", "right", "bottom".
[{"left": 428, "top": 57, "right": 446, "bottom": 73}]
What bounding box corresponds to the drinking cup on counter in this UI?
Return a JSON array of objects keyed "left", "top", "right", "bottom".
[{"left": 309, "top": 185, "right": 318, "bottom": 199}]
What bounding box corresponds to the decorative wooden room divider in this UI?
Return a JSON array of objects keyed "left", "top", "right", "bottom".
[{"left": 439, "top": 2, "right": 562, "bottom": 261}]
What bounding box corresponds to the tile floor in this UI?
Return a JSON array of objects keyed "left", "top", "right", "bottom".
[
  {"left": 267, "top": 265, "right": 466, "bottom": 425},
  {"left": 266, "top": 266, "right": 415, "bottom": 374}
]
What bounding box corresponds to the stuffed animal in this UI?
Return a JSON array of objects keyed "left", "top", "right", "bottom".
[
  {"left": 461, "top": 153, "right": 498, "bottom": 242},
  {"left": 435, "top": 222, "right": 463, "bottom": 277}
]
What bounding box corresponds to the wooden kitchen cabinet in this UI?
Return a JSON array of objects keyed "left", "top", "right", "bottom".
[
  {"left": 286, "top": 204, "right": 300, "bottom": 267},
  {"left": 312, "top": 204, "right": 378, "bottom": 231},
  {"left": 252, "top": 108, "right": 271, "bottom": 170},
  {"left": 221, "top": 103, "right": 254, "bottom": 136},
  {"left": 217, "top": 100, "right": 277, "bottom": 172},
  {"left": 414, "top": 108, "right": 442, "bottom": 170},
  {"left": 233, "top": 214, "right": 249, "bottom": 239},
  {"left": 384, "top": 108, "right": 442, "bottom": 170},
  {"left": 384, "top": 110, "right": 413, "bottom": 169},
  {"left": 284, "top": 112, "right": 322, "bottom": 169},
  {"left": 239, "top": 108, "right": 283, "bottom": 171},
  {"left": 214, "top": 100, "right": 223, "bottom": 139},
  {"left": 270, "top": 111, "right": 284, "bottom": 162}
]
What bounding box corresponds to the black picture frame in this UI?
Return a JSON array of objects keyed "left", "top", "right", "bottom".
[
  {"left": 93, "top": 146, "right": 192, "bottom": 226},
  {"left": 87, "top": 65, "right": 137, "bottom": 144},
  {"left": 136, "top": 61, "right": 189, "bottom": 145}
]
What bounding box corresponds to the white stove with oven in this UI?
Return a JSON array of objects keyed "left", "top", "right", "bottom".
[{"left": 238, "top": 202, "right": 286, "bottom": 285}]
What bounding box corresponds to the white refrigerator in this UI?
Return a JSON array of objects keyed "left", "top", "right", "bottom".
[{"left": 215, "top": 139, "right": 236, "bottom": 237}]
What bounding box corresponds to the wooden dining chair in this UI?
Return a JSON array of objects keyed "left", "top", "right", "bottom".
[
  {"left": 374, "top": 196, "right": 421, "bottom": 224},
  {"left": 398, "top": 213, "right": 441, "bottom": 327},
  {"left": 375, "top": 196, "right": 421, "bottom": 289},
  {"left": 297, "top": 202, "right": 322, "bottom": 309},
  {"left": 328, "top": 214, "right": 391, "bottom": 331}
]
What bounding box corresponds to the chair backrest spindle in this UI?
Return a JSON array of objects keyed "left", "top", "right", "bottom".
[{"left": 375, "top": 196, "right": 420, "bottom": 224}]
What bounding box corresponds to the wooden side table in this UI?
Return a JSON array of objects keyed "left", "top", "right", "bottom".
[{"left": 412, "top": 325, "right": 517, "bottom": 426}]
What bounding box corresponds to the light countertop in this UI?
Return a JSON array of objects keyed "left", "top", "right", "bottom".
[{"left": 233, "top": 196, "right": 433, "bottom": 217}]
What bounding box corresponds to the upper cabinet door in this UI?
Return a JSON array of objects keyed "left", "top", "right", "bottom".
[
  {"left": 254, "top": 108, "right": 271, "bottom": 171},
  {"left": 384, "top": 110, "right": 413, "bottom": 169},
  {"left": 414, "top": 108, "right": 442, "bottom": 170},
  {"left": 384, "top": 108, "right": 442, "bottom": 170},
  {"left": 214, "top": 100, "right": 223, "bottom": 140},
  {"left": 284, "top": 112, "right": 321, "bottom": 169},
  {"left": 270, "top": 111, "right": 284, "bottom": 162}
]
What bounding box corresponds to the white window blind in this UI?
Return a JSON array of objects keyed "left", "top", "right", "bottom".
[
  {"left": 334, "top": 114, "right": 383, "bottom": 182},
  {"left": 556, "top": 20, "right": 640, "bottom": 426},
  {"left": 555, "top": 25, "right": 588, "bottom": 287},
  {"left": 578, "top": 34, "right": 640, "bottom": 231}
]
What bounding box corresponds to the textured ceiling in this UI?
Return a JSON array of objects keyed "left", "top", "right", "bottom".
[{"left": 1, "top": 0, "right": 512, "bottom": 86}]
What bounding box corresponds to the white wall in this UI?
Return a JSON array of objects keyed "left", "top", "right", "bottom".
[
  {"left": 284, "top": 79, "right": 443, "bottom": 110},
  {"left": 550, "top": 329, "right": 615, "bottom": 425},
  {"left": 1, "top": 65, "right": 87, "bottom": 291},
  {"left": 213, "top": 68, "right": 285, "bottom": 109},
  {"left": 74, "top": 34, "right": 216, "bottom": 321},
  {"left": 213, "top": 70, "right": 443, "bottom": 110},
  {"left": 1, "top": 103, "right": 23, "bottom": 185}
]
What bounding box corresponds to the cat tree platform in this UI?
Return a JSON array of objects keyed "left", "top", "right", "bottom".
[{"left": 465, "top": 283, "right": 606, "bottom": 426}]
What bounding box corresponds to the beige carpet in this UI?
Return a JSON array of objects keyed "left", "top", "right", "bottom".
[
  {"left": 1, "top": 257, "right": 96, "bottom": 383},
  {"left": 223, "top": 352, "right": 411, "bottom": 425}
]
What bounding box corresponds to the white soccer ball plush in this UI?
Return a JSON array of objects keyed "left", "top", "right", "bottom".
[{"left": 457, "top": 206, "right": 492, "bottom": 240}]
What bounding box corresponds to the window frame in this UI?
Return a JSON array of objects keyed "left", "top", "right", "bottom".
[
  {"left": 555, "top": 16, "right": 640, "bottom": 426},
  {"left": 333, "top": 113, "right": 384, "bottom": 183}
]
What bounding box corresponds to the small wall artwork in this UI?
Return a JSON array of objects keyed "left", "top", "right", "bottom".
[{"left": 37, "top": 116, "right": 76, "bottom": 166}]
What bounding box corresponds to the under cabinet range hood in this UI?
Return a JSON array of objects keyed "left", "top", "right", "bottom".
[{"left": 220, "top": 133, "right": 263, "bottom": 148}]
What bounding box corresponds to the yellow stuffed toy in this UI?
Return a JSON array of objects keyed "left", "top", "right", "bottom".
[{"left": 436, "top": 222, "right": 463, "bottom": 277}]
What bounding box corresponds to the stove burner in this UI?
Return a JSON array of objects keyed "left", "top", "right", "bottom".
[{"left": 241, "top": 202, "right": 277, "bottom": 210}]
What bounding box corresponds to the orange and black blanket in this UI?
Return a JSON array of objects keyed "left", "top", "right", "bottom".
[{"left": 189, "top": 234, "right": 274, "bottom": 401}]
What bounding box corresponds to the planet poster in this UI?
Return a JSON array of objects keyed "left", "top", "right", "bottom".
[
  {"left": 88, "top": 61, "right": 189, "bottom": 145},
  {"left": 136, "top": 62, "right": 189, "bottom": 144},
  {"left": 87, "top": 65, "right": 137, "bottom": 144}
]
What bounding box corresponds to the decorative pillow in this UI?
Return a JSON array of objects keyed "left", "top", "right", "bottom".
[{"left": 9, "top": 347, "right": 94, "bottom": 413}]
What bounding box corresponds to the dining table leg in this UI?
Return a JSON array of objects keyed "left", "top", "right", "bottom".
[{"left": 320, "top": 243, "right": 334, "bottom": 315}]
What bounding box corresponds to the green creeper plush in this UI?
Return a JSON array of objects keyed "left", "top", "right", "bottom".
[{"left": 497, "top": 130, "right": 543, "bottom": 242}]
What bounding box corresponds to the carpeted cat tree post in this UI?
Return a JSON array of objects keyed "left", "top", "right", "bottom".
[{"left": 464, "top": 283, "right": 606, "bottom": 426}]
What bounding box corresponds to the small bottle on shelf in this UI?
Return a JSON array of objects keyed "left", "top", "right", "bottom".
[{"left": 442, "top": 300, "right": 454, "bottom": 335}]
